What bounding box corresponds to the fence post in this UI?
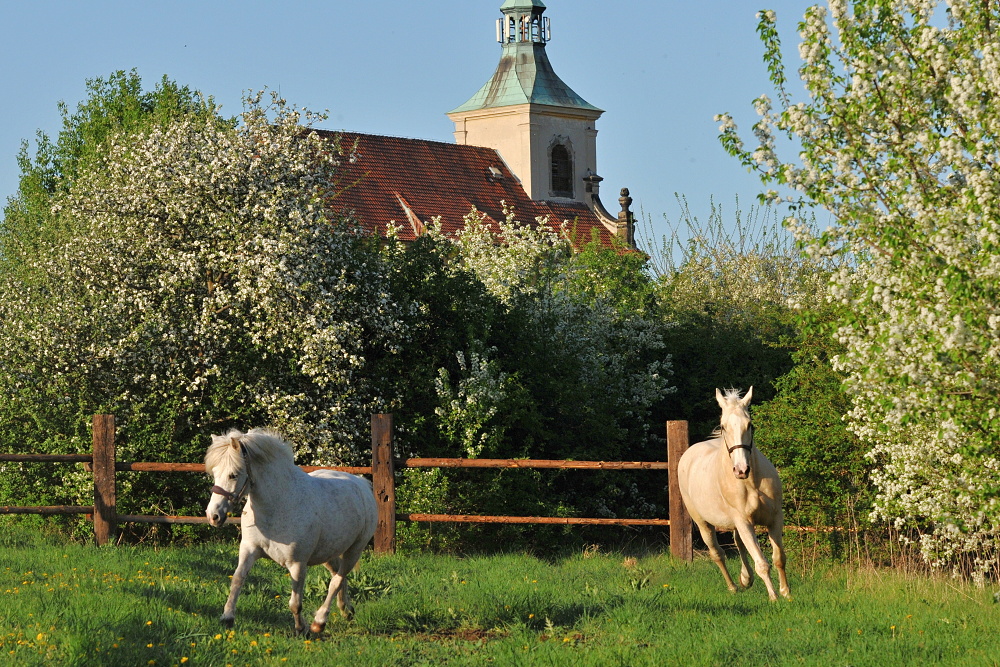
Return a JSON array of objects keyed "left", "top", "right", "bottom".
[
  {"left": 92, "top": 414, "right": 117, "bottom": 546},
  {"left": 371, "top": 413, "right": 396, "bottom": 555},
  {"left": 667, "top": 420, "right": 692, "bottom": 562}
]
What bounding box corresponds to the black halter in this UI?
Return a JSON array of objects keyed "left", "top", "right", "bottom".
[
  {"left": 722, "top": 423, "right": 755, "bottom": 455},
  {"left": 210, "top": 442, "right": 253, "bottom": 504}
]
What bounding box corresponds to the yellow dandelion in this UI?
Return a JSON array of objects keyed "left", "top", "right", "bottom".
[{"left": 181, "top": 659, "right": 189, "bottom": 664}]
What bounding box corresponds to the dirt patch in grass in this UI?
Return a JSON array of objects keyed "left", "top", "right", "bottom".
[{"left": 410, "top": 628, "right": 508, "bottom": 643}]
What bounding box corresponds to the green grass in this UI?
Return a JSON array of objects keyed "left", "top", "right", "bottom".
[{"left": 1, "top": 523, "right": 998, "bottom": 666}]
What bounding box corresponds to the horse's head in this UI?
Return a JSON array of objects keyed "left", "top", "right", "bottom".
[
  {"left": 204, "top": 430, "right": 253, "bottom": 527},
  {"left": 716, "top": 386, "right": 754, "bottom": 479}
]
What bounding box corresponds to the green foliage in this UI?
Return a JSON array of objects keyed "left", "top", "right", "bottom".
[
  {"left": 375, "top": 232, "right": 512, "bottom": 460},
  {"left": 754, "top": 340, "right": 868, "bottom": 531},
  {"left": 640, "top": 198, "right": 830, "bottom": 440}
]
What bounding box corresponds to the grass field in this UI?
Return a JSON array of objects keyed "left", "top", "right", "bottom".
[{"left": 1, "top": 523, "right": 998, "bottom": 666}]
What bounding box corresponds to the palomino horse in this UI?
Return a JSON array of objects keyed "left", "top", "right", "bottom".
[
  {"left": 204, "top": 429, "right": 377, "bottom": 634},
  {"left": 677, "top": 387, "right": 790, "bottom": 601}
]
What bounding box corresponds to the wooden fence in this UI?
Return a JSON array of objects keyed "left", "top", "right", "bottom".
[{"left": 0, "top": 414, "right": 694, "bottom": 561}]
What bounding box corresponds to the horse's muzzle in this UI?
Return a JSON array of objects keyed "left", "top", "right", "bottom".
[
  {"left": 734, "top": 467, "right": 750, "bottom": 480},
  {"left": 207, "top": 505, "right": 229, "bottom": 527}
]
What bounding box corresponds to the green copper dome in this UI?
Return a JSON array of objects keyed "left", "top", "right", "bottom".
[
  {"left": 450, "top": 1, "right": 601, "bottom": 114},
  {"left": 500, "top": 0, "right": 546, "bottom": 9}
]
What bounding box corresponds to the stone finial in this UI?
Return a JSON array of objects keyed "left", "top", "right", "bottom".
[
  {"left": 618, "top": 188, "right": 632, "bottom": 213},
  {"left": 617, "top": 188, "right": 635, "bottom": 247}
]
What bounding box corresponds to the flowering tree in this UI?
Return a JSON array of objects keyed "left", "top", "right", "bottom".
[
  {"left": 718, "top": 0, "right": 1000, "bottom": 575},
  {"left": 0, "top": 88, "right": 405, "bottom": 515},
  {"left": 448, "top": 210, "right": 670, "bottom": 458}
]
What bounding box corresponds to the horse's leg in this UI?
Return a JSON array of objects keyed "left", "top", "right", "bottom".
[
  {"left": 694, "top": 520, "right": 738, "bottom": 593},
  {"left": 287, "top": 561, "right": 308, "bottom": 635},
  {"left": 309, "top": 558, "right": 343, "bottom": 635},
  {"left": 334, "top": 541, "right": 368, "bottom": 619},
  {"left": 767, "top": 520, "right": 791, "bottom": 599},
  {"left": 733, "top": 531, "right": 754, "bottom": 589},
  {"left": 221, "top": 541, "right": 262, "bottom": 628},
  {"left": 733, "top": 521, "right": 778, "bottom": 601}
]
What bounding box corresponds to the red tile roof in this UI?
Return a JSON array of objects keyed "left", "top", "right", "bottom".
[{"left": 319, "top": 130, "right": 616, "bottom": 247}]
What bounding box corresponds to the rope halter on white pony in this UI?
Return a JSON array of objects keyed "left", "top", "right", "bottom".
[{"left": 207, "top": 436, "right": 254, "bottom": 527}]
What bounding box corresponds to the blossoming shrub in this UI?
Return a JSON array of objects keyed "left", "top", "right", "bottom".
[
  {"left": 0, "top": 83, "right": 405, "bottom": 525},
  {"left": 719, "top": 1, "right": 1000, "bottom": 576}
]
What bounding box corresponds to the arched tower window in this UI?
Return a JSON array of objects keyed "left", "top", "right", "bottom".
[{"left": 550, "top": 143, "right": 573, "bottom": 198}]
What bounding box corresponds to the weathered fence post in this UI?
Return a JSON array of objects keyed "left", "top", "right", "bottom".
[
  {"left": 667, "top": 420, "right": 693, "bottom": 562},
  {"left": 92, "top": 414, "right": 117, "bottom": 546},
  {"left": 371, "top": 413, "right": 396, "bottom": 555}
]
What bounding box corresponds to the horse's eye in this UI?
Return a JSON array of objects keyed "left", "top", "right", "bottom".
[{"left": 229, "top": 473, "right": 238, "bottom": 480}]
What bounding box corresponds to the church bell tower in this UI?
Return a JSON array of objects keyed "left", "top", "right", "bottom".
[{"left": 448, "top": 1, "right": 607, "bottom": 208}]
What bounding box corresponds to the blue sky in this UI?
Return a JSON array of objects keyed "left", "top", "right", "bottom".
[{"left": 1, "top": 1, "right": 820, "bottom": 246}]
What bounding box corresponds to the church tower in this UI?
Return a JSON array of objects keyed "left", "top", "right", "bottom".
[{"left": 448, "top": 0, "right": 621, "bottom": 232}]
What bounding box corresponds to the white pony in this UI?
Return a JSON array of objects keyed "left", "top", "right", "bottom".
[
  {"left": 677, "top": 387, "right": 790, "bottom": 601},
  {"left": 204, "top": 428, "right": 378, "bottom": 634}
]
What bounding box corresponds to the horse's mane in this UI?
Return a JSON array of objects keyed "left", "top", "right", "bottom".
[{"left": 204, "top": 428, "right": 295, "bottom": 475}]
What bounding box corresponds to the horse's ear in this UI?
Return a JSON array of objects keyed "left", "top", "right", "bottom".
[
  {"left": 740, "top": 386, "right": 754, "bottom": 407},
  {"left": 230, "top": 436, "right": 241, "bottom": 449},
  {"left": 715, "top": 388, "right": 726, "bottom": 408}
]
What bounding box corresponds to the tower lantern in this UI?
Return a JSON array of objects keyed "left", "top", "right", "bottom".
[{"left": 496, "top": 0, "right": 551, "bottom": 44}]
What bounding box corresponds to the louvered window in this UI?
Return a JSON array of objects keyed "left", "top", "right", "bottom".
[{"left": 551, "top": 144, "right": 573, "bottom": 198}]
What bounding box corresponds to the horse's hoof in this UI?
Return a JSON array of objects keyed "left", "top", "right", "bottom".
[
  {"left": 220, "top": 617, "right": 234, "bottom": 629},
  {"left": 309, "top": 622, "right": 325, "bottom": 635}
]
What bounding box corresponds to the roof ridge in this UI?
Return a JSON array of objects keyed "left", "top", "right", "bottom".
[{"left": 313, "top": 128, "right": 491, "bottom": 151}]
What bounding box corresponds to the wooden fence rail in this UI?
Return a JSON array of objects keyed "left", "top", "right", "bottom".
[{"left": 0, "top": 414, "right": 695, "bottom": 561}]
